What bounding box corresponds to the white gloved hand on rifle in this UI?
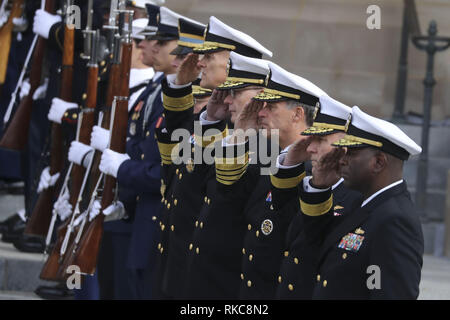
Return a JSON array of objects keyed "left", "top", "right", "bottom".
[
  {"left": 99, "top": 149, "right": 130, "bottom": 178},
  {"left": 32, "top": 9, "right": 62, "bottom": 39},
  {"left": 48, "top": 98, "right": 78, "bottom": 124},
  {"left": 20, "top": 78, "right": 49, "bottom": 101},
  {"left": 104, "top": 201, "right": 127, "bottom": 222},
  {"left": 37, "top": 166, "right": 60, "bottom": 193},
  {"left": 89, "top": 200, "right": 101, "bottom": 221},
  {"left": 90, "top": 125, "right": 109, "bottom": 152},
  {"left": 68, "top": 141, "right": 94, "bottom": 168},
  {"left": 53, "top": 189, "right": 72, "bottom": 221}
]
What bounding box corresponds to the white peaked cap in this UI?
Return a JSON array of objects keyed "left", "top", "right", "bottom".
[{"left": 131, "top": 18, "right": 149, "bottom": 39}]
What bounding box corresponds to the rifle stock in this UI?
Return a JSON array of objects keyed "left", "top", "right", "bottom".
[
  {"left": 0, "top": 0, "right": 56, "bottom": 150},
  {"left": 25, "top": 24, "right": 74, "bottom": 237},
  {"left": 0, "top": 0, "right": 24, "bottom": 86}
]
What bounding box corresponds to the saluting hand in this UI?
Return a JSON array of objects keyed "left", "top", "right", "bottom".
[
  {"left": 234, "top": 99, "right": 264, "bottom": 132},
  {"left": 310, "top": 147, "right": 345, "bottom": 189},
  {"left": 205, "top": 89, "right": 230, "bottom": 121},
  {"left": 175, "top": 53, "right": 201, "bottom": 85},
  {"left": 283, "top": 136, "right": 312, "bottom": 166}
]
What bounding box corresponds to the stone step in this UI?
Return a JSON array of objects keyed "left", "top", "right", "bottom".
[{"left": 0, "top": 241, "right": 56, "bottom": 292}]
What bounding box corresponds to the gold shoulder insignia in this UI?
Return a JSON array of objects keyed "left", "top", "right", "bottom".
[
  {"left": 355, "top": 227, "right": 365, "bottom": 235},
  {"left": 334, "top": 205, "right": 344, "bottom": 210}
]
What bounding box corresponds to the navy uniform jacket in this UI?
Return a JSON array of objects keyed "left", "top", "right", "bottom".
[
  {"left": 115, "top": 73, "right": 164, "bottom": 270},
  {"left": 274, "top": 178, "right": 362, "bottom": 299},
  {"left": 300, "top": 180, "right": 424, "bottom": 299},
  {"left": 154, "top": 78, "right": 224, "bottom": 298}
]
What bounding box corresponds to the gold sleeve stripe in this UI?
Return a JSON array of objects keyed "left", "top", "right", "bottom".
[
  {"left": 270, "top": 171, "right": 306, "bottom": 189},
  {"left": 157, "top": 142, "right": 178, "bottom": 155},
  {"left": 215, "top": 152, "right": 248, "bottom": 168},
  {"left": 195, "top": 127, "right": 228, "bottom": 148},
  {"left": 300, "top": 195, "right": 333, "bottom": 217},
  {"left": 163, "top": 93, "right": 194, "bottom": 112},
  {"left": 332, "top": 134, "right": 383, "bottom": 148},
  {"left": 216, "top": 166, "right": 248, "bottom": 178}
]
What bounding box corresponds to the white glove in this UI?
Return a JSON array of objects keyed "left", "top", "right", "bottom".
[
  {"left": 68, "top": 141, "right": 94, "bottom": 167},
  {"left": 37, "top": 166, "right": 60, "bottom": 193},
  {"left": 32, "top": 9, "right": 62, "bottom": 39},
  {"left": 20, "top": 78, "right": 49, "bottom": 100},
  {"left": 104, "top": 201, "right": 127, "bottom": 222},
  {"left": 90, "top": 126, "right": 110, "bottom": 152},
  {"left": 33, "top": 77, "right": 49, "bottom": 100},
  {"left": 99, "top": 149, "right": 130, "bottom": 178},
  {"left": 0, "top": 11, "right": 9, "bottom": 28},
  {"left": 53, "top": 189, "right": 72, "bottom": 221},
  {"left": 20, "top": 79, "right": 31, "bottom": 100},
  {"left": 48, "top": 98, "right": 78, "bottom": 124},
  {"left": 12, "top": 16, "right": 28, "bottom": 32},
  {"left": 89, "top": 200, "right": 101, "bottom": 221}
]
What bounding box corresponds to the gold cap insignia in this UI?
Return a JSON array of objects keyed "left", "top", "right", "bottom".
[
  {"left": 186, "top": 158, "right": 195, "bottom": 173},
  {"left": 344, "top": 113, "right": 352, "bottom": 133}
]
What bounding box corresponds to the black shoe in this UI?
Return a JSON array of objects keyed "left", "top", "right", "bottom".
[
  {"left": 1, "top": 218, "right": 26, "bottom": 243},
  {"left": 35, "top": 283, "right": 74, "bottom": 300},
  {"left": 0, "top": 213, "right": 23, "bottom": 234},
  {"left": 13, "top": 234, "right": 45, "bottom": 253}
]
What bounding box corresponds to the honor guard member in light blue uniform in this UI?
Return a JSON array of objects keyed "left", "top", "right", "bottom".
[
  {"left": 270, "top": 95, "right": 362, "bottom": 299},
  {"left": 96, "top": 3, "right": 166, "bottom": 300},
  {"left": 292, "top": 106, "right": 423, "bottom": 299}
]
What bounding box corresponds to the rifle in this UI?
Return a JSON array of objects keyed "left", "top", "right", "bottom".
[
  {"left": 59, "top": 2, "right": 123, "bottom": 277},
  {"left": 73, "top": 10, "right": 134, "bottom": 275},
  {"left": 0, "top": 0, "right": 55, "bottom": 150},
  {"left": 0, "top": 0, "right": 24, "bottom": 91},
  {"left": 25, "top": 0, "right": 74, "bottom": 238}
]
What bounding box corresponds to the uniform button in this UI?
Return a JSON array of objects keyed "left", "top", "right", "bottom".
[
  {"left": 161, "top": 224, "right": 165, "bottom": 231},
  {"left": 204, "top": 196, "right": 207, "bottom": 203},
  {"left": 342, "top": 253, "right": 347, "bottom": 259},
  {"left": 174, "top": 199, "right": 178, "bottom": 206},
  {"left": 160, "top": 247, "right": 164, "bottom": 254},
  {"left": 270, "top": 205, "right": 274, "bottom": 210},
  {"left": 157, "top": 243, "right": 161, "bottom": 250},
  {"left": 161, "top": 197, "right": 164, "bottom": 203},
  {"left": 159, "top": 221, "right": 162, "bottom": 227},
  {"left": 294, "top": 258, "right": 299, "bottom": 264},
  {"left": 195, "top": 221, "right": 199, "bottom": 227},
  {"left": 255, "top": 230, "right": 259, "bottom": 237},
  {"left": 82, "top": 93, "right": 87, "bottom": 100},
  {"left": 317, "top": 275, "right": 321, "bottom": 282},
  {"left": 145, "top": 130, "right": 149, "bottom": 136},
  {"left": 97, "top": 77, "right": 101, "bottom": 81},
  {"left": 64, "top": 112, "right": 68, "bottom": 117},
  {"left": 176, "top": 169, "right": 179, "bottom": 175},
  {"left": 189, "top": 243, "right": 193, "bottom": 250},
  {"left": 323, "top": 280, "right": 327, "bottom": 287},
  {"left": 248, "top": 224, "right": 252, "bottom": 231},
  {"left": 288, "top": 284, "right": 294, "bottom": 291},
  {"left": 200, "top": 222, "right": 203, "bottom": 228},
  {"left": 249, "top": 254, "right": 253, "bottom": 261},
  {"left": 164, "top": 200, "right": 167, "bottom": 205},
  {"left": 240, "top": 273, "right": 244, "bottom": 280},
  {"left": 136, "top": 196, "right": 140, "bottom": 201},
  {"left": 152, "top": 216, "right": 157, "bottom": 221},
  {"left": 196, "top": 247, "right": 199, "bottom": 254},
  {"left": 284, "top": 251, "right": 289, "bottom": 257},
  {"left": 171, "top": 225, "right": 174, "bottom": 231},
  {"left": 247, "top": 280, "right": 252, "bottom": 287},
  {"left": 179, "top": 173, "right": 182, "bottom": 180},
  {"left": 100, "top": 60, "right": 106, "bottom": 66},
  {"left": 72, "top": 113, "right": 77, "bottom": 119},
  {"left": 167, "top": 203, "right": 170, "bottom": 209},
  {"left": 141, "top": 154, "right": 145, "bottom": 160},
  {"left": 207, "top": 199, "right": 210, "bottom": 205},
  {"left": 278, "top": 276, "right": 282, "bottom": 283},
  {"left": 242, "top": 248, "right": 246, "bottom": 255}
]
